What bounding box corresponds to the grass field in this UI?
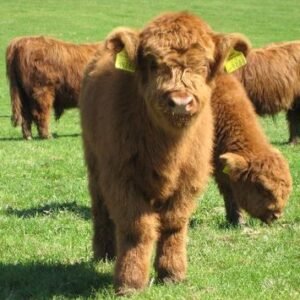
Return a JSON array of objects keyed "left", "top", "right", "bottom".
[{"left": 0, "top": 1, "right": 300, "bottom": 299}]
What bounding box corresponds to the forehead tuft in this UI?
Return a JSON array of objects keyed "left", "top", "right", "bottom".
[{"left": 139, "top": 12, "right": 214, "bottom": 53}]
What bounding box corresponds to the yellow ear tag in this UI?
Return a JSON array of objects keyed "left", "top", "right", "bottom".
[
  {"left": 222, "top": 165, "right": 230, "bottom": 174},
  {"left": 115, "top": 49, "right": 135, "bottom": 72},
  {"left": 224, "top": 49, "right": 247, "bottom": 73}
]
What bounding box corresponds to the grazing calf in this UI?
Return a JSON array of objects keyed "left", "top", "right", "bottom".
[
  {"left": 6, "top": 36, "right": 100, "bottom": 139},
  {"left": 234, "top": 41, "right": 300, "bottom": 144},
  {"left": 80, "top": 12, "right": 250, "bottom": 295},
  {"left": 212, "top": 73, "right": 292, "bottom": 225}
]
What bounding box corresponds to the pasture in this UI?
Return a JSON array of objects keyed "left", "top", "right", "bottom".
[{"left": 0, "top": 1, "right": 299, "bottom": 299}]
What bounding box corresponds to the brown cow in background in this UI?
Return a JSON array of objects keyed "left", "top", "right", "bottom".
[
  {"left": 6, "top": 36, "right": 100, "bottom": 139},
  {"left": 234, "top": 41, "right": 300, "bottom": 144},
  {"left": 213, "top": 74, "right": 292, "bottom": 225},
  {"left": 80, "top": 12, "right": 250, "bottom": 295}
]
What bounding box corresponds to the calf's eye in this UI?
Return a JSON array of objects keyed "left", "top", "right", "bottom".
[{"left": 195, "top": 65, "right": 208, "bottom": 76}]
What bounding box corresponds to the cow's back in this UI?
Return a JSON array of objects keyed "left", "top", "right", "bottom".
[
  {"left": 235, "top": 42, "right": 300, "bottom": 114},
  {"left": 8, "top": 36, "right": 99, "bottom": 102}
]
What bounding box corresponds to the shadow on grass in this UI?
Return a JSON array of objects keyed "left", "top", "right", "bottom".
[
  {"left": 0, "top": 262, "right": 113, "bottom": 299},
  {"left": 52, "top": 133, "right": 81, "bottom": 139},
  {"left": 271, "top": 140, "right": 290, "bottom": 146},
  {"left": 5, "top": 201, "right": 91, "bottom": 220},
  {"left": 189, "top": 218, "right": 243, "bottom": 231},
  {"left": 217, "top": 217, "right": 264, "bottom": 230},
  {"left": 0, "top": 132, "right": 80, "bottom": 141},
  {"left": 0, "top": 136, "right": 24, "bottom": 141},
  {"left": 217, "top": 222, "right": 242, "bottom": 230}
]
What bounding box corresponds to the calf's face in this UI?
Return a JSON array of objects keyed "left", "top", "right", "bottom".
[
  {"left": 105, "top": 12, "right": 250, "bottom": 133},
  {"left": 220, "top": 152, "right": 292, "bottom": 224},
  {"left": 137, "top": 40, "right": 212, "bottom": 131}
]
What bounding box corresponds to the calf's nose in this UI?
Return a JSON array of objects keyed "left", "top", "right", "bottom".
[{"left": 167, "top": 91, "right": 196, "bottom": 114}]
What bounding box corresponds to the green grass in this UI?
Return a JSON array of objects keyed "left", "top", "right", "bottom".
[{"left": 1, "top": 1, "right": 300, "bottom": 299}]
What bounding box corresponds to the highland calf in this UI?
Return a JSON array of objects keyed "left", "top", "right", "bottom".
[
  {"left": 80, "top": 12, "right": 250, "bottom": 295},
  {"left": 212, "top": 74, "right": 292, "bottom": 225},
  {"left": 6, "top": 36, "right": 100, "bottom": 139},
  {"left": 234, "top": 41, "right": 300, "bottom": 144}
]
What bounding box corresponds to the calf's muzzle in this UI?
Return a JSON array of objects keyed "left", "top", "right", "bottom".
[{"left": 167, "top": 91, "right": 197, "bottom": 115}]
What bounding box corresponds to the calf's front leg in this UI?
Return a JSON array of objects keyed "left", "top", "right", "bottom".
[
  {"left": 155, "top": 221, "right": 188, "bottom": 283},
  {"left": 154, "top": 194, "right": 196, "bottom": 284},
  {"left": 113, "top": 208, "right": 158, "bottom": 296}
]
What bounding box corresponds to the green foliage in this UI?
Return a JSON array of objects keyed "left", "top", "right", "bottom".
[{"left": 0, "top": 1, "right": 299, "bottom": 299}]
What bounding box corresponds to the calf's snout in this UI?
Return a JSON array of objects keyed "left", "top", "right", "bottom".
[{"left": 167, "top": 91, "right": 197, "bottom": 114}]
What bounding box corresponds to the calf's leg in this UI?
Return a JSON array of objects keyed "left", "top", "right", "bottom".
[
  {"left": 223, "top": 192, "right": 243, "bottom": 225},
  {"left": 86, "top": 148, "right": 115, "bottom": 260},
  {"left": 31, "top": 88, "right": 54, "bottom": 139},
  {"left": 155, "top": 220, "right": 189, "bottom": 283},
  {"left": 217, "top": 180, "right": 243, "bottom": 225},
  {"left": 286, "top": 100, "right": 300, "bottom": 145},
  {"left": 21, "top": 115, "right": 33, "bottom": 140},
  {"left": 91, "top": 189, "right": 115, "bottom": 260},
  {"left": 19, "top": 96, "right": 33, "bottom": 140},
  {"left": 155, "top": 195, "right": 196, "bottom": 283},
  {"left": 113, "top": 206, "right": 158, "bottom": 295}
]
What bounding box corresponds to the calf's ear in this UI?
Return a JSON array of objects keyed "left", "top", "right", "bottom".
[
  {"left": 209, "top": 33, "right": 251, "bottom": 79},
  {"left": 105, "top": 27, "right": 139, "bottom": 62},
  {"left": 219, "top": 152, "right": 249, "bottom": 180}
]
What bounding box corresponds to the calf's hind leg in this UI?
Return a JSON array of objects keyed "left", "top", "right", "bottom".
[
  {"left": 286, "top": 99, "right": 300, "bottom": 145},
  {"left": 31, "top": 87, "right": 54, "bottom": 139},
  {"left": 91, "top": 188, "right": 115, "bottom": 260},
  {"left": 86, "top": 148, "right": 115, "bottom": 260},
  {"left": 21, "top": 109, "right": 33, "bottom": 140}
]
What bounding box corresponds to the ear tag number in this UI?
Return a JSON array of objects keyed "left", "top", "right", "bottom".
[
  {"left": 115, "top": 49, "right": 136, "bottom": 72},
  {"left": 224, "top": 50, "right": 247, "bottom": 73}
]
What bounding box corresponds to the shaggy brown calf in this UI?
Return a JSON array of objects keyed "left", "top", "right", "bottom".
[
  {"left": 80, "top": 12, "right": 250, "bottom": 295},
  {"left": 6, "top": 36, "right": 100, "bottom": 139},
  {"left": 234, "top": 41, "right": 300, "bottom": 144},
  {"left": 213, "top": 74, "right": 292, "bottom": 225}
]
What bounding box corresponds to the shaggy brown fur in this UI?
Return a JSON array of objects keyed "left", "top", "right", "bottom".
[
  {"left": 234, "top": 41, "right": 300, "bottom": 144},
  {"left": 80, "top": 12, "right": 250, "bottom": 295},
  {"left": 6, "top": 36, "right": 100, "bottom": 139},
  {"left": 212, "top": 73, "right": 292, "bottom": 225}
]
